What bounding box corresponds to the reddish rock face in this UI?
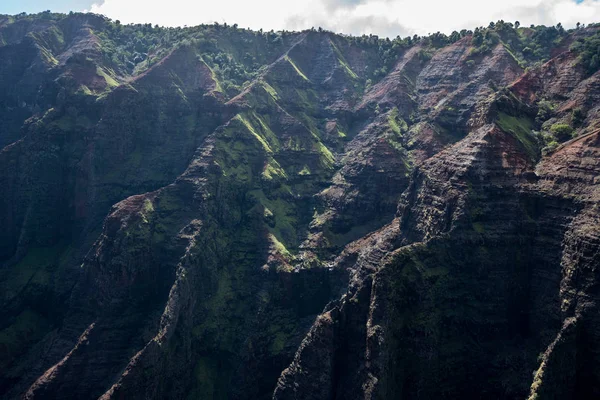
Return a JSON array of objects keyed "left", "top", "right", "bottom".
[{"left": 1, "top": 13, "right": 600, "bottom": 400}]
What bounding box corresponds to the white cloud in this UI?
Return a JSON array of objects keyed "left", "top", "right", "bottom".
[{"left": 88, "top": 0, "right": 600, "bottom": 37}]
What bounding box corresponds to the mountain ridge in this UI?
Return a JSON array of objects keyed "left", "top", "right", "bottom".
[{"left": 1, "top": 11, "right": 600, "bottom": 399}]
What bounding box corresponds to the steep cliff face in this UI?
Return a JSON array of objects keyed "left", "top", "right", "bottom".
[
  {"left": 273, "top": 38, "right": 600, "bottom": 400},
  {"left": 1, "top": 12, "right": 600, "bottom": 400}
]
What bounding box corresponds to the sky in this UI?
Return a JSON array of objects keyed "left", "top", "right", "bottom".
[{"left": 2, "top": 0, "right": 600, "bottom": 37}]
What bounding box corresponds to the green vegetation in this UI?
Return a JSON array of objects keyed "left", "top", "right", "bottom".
[
  {"left": 550, "top": 123, "right": 574, "bottom": 141},
  {"left": 236, "top": 114, "right": 274, "bottom": 153},
  {"left": 37, "top": 44, "right": 59, "bottom": 65},
  {"left": 249, "top": 189, "right": 298, "bottom": 248},
  {"left": 270, "top": 331, "right": 287, "bottom": 354},
  {"left": 470, "top": 28, "right": 500, "bottom": 56},
  {"left": 261, "top": 80, "right": 279, "bottom": 100},
  {"left": 329, "top": 40, "right": 358, "bottom": 79},
  {"left": 298, "top": 165, "right": 311, "bottom": 175},
  {"left": 496, "top": 112, "right": 539, "bottom": 159},
  {"left": 262, "top": 159, "right": 287, "bottom": 180},
  {"left": 96, "top": 66, "right": 120, "bottom": 88},
  {"left": 2, "top": 11, "right": 597, "bottom": 399},
  {"left": 269, "top": 233, "right": 293, "bottom": 261},
  {"left": 236, "top": 112, "right": 281, "bottom": 153},
  {"left": 534, "top": 120, "right": 576, "bottom": 155},
  {"left": 535, "top": 99, "right": 556, "bottom": 126},
  {"left": 140, "top": 199, "right": 155, "bottom": 223},
  {"left": 316, "top": 141, "right": 335, "bottom": 169},
  {"left": 572, "top": 107, "right": 585, "bottom": 127},
  {"left": 468, "top": 20, "right": 569, "bottom": 66},
  {"left": 388, "top": 107, "right": 408, "bottom": 135},
  {"left": 2, "top": 10, "right": 581, "bottom": 97},
  {"left": 284, "top": 55, "right": 309, "bottom": 81},
  {"left": 570, "top": 26, "right": 600, "bottom": 74},
  {"left": 214, "top": 131, "right": 255, "bottom": 182},
  {"left": 4, "top": 11, "right": 297, "bottom": 97}
]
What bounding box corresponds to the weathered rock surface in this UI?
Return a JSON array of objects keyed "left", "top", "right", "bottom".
[{"left": 1, "top": 12, "right": 600, "bottom": 400}]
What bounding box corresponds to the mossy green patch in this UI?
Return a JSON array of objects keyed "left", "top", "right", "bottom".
[
  {"left": 270, "top": 331, "right": 288, "bottom": 354},
  {"left": 140, "top": 199, "right": 155, "bottom": 223},
  {"left": 262, "top": 158, "right": 287, "bottom": 181},
  {"left": 38, "top": 45, "right": 59, "bottom": 66},
  {"left": 264, "top": 207, "right": 274, "bottom": 218},
  {"left": 285, "top": 136, "right": 306, "bottom": 152},
  {"left": 316, "top": 142, "right": 335, "bottom": 169},
  {"left": 261, "top": 80, "right": 279, "bottom": 101},
  {"left": 249, "top": 189, "right": 298, "bottom": 249},
  {"left": 253, "top": 113, "right": 280, "bottom": 148},
  {"left": 214, "top": 112, "right": 285, "bottom": 182},
  {"left": 214, "top": 139, "right": 254, "bottom": 182},
  {"left": 47, "top": 25, "right": 65, "bottom": 47},
  {"left": 496, "top": 112, "right": 539, "bottom": 159},
  {"left": 329, "top": 40, "right": 358, "bottom": 79},
  {"left": 299, "top": 165, "right": 311, "bottom": 175},
  {"left": 388, "top": 107, "right": 408, "bottom": 135},
  {"left": 503, "top": 44, "right": 525, "bottom": 68},
  {"left": 384, "top": 123, "right": 412, "bottom": 173},
  {"left": 200, "top": 58, "right": 224, "bottom": 93},
  {"left": 96, "top": 66, "right": 120, "bottom": 88},
  {"left": 269, "top": 233, "right": 292, "bottom": 261},
  {"left": 284, "top": 55, "right": 309, "bottom": 81},
  {"left": 143, "top": 198, "right": 155, "bottom": 213},
  {"left": 292, "top": 89, "right": 319, "bottom": 114},
  {"left": 77, "top": 85, "right": 93, "bottom": 96},
  {"left": 235, "top": 113, "right": 276, "bottom": 153}
]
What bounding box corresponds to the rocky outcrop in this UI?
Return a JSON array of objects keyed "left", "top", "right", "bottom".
[{"left": 273, "top": 62, "right": 600, "bottom": 400}]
